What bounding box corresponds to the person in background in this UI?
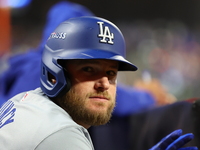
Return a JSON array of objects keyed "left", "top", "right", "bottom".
[
  {"left": 0, "top": 1, "right": 94, "bottom": 104},
  {"left": 134, "top": 71, "right": 177, "bottom": 106}
]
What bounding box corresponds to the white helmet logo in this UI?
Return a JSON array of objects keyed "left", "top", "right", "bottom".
[{"left": 97, "top": 21, "right": 114, "bottom": 44}]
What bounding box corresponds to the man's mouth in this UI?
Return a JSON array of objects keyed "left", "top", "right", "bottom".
[{"left": 89, "top": 96, "right": 109, "bottom": 101}]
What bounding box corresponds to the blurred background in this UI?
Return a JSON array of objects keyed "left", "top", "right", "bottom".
[{"left": 1, "top": 0, "right": 200, "bottom": 100}]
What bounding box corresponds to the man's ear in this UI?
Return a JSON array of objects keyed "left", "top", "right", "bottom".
[{"left": 48, "top": 72, "right": 56, "bottom": 84}]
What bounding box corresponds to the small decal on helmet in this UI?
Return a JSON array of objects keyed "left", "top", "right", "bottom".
[
  {"left": 48, "top": 32, "right": 67, "bottom": 40},
  {"left": 97, "top": 22, "right": 114, "bottom": 44}
]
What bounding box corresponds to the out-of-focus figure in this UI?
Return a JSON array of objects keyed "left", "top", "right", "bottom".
[
  {"left": 0, "top": 1, "right": 94, "bottom": 105},
  {"left": 134, "top": 71, "right": 177, "bottom": 106}
]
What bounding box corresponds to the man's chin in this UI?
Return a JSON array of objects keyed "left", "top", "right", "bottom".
[
  {"left": 86, "top": 104, "right": 111, "bottom": 115},
  {"left": 86, "top": 108, "right": 113, "bottom": 125}
]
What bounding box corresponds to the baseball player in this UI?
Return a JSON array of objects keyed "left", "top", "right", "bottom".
[{"left": 0, "top": 16, "right": 198, "bottom": 150}]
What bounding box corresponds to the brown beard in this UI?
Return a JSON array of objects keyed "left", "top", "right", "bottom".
[{"left": 54, "top": 88, "right": 116, "bottom": 126}]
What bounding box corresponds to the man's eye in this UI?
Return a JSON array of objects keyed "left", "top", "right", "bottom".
[
  {"left": 82, "top": 67, "right": 93, "bottom": 72},
  {"left": 107, "top": 70, "right": 116, "bottom": 76}
]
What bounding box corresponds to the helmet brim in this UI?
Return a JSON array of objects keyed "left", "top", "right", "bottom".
[{"left": 55, "top": 49, "right": 138, "bottom": 71}]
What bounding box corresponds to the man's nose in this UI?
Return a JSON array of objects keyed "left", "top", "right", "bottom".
[{"left": 94, "top": 76, "right": 110, "bottom": 91}]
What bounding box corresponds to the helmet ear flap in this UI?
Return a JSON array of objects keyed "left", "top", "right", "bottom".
[
  {"left": 56, "top": 68, "right": 71, "bottom": 97},
  {"left": 54, "top": 59, "right": 71, "bottom": 97},
  {"left": 52, "top": 59, "right": 71, "bottom": 97},
  {"left": 40, "top": 60, "right": 71, "bottom": 98}
]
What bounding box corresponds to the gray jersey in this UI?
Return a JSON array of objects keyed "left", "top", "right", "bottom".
[{"left": 0, "top": 88, "right": 94, "bottom": 150}]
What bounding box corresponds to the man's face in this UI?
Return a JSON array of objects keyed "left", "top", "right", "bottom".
[{"left": 58, "top": 59, "right": 118, "bottom": 128}]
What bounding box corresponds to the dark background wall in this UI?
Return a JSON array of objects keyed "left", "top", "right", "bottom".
[
  {"left": 12, "top": 0, "right": 200, "bottom": 28},
  {"left": 10, "top": 0, "right": 200, "bottom": 52}
]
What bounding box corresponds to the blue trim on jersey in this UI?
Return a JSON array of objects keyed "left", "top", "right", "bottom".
[{"left": 0, "top": 100, "right": 16, "bottom": 128}]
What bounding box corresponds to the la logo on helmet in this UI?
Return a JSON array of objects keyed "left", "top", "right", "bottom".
[{"left": 97, "top": 22, "right": 114, "bottom": 44}]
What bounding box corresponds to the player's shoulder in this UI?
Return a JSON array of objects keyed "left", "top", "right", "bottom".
[
  {"left": 0, "top": 87, "right": 81, "bottom": 149},
  {"left": 1, "top": 87, "right": 79, "bottom": 132}
]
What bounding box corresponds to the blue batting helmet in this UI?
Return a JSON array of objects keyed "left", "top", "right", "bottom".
[{"left": 40, "top": 16, "right": 138, "bottom": 97}]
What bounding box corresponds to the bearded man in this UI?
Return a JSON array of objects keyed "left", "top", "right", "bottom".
[{"left": 0, "top": 16, "right": 197, "bottom": 150}]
